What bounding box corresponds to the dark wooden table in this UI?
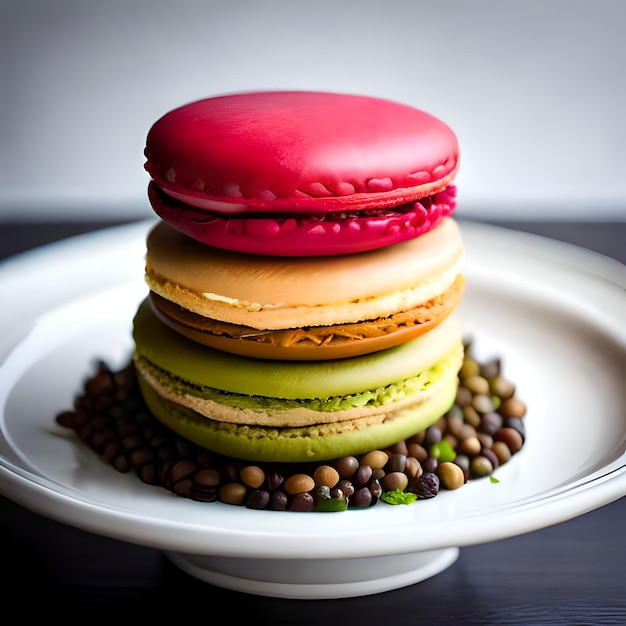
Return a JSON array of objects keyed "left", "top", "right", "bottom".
[{"left": 1, "top": 218, "right": 625, "bottom": 623}]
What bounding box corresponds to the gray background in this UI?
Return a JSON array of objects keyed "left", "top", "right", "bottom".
[{"left": 1, "top": 0, "right": 624, "bottom": 222}]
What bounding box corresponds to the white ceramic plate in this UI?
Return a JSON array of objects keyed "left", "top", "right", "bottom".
[{"left": 0, "top": 220, "right": 624, "bottom": 599}]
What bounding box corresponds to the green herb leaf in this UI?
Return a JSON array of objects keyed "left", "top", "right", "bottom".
[
  {"left": 314, "top": 498, "right": 349, "bottom": 512},
  {"left": 489, "top": 476, "right": 500, "bottom": 484},
  {"left": 429, "top": 439, "right": 457, "bottom": 463},
  {"left": 380, "top": 489, "right": 418, "bottom": 505}
]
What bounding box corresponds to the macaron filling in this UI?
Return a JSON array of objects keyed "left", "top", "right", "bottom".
[
  {"left": 134, "top": 343, "right": 463, "bottom": 426},
  {"left": 147, "top": 272, "right": 464, "bottom": 360},
  {"left": 148, "top": 182, "right": 456, "bottom": 256}
]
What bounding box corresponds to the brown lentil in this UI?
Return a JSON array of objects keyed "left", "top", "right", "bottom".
[
  {"left": 386, "top": 453, "right": 407, "bottom": 473},
  {"left": 504, "top": 417, "right": 526, "bottom": 441},
  {"left": 494, "top": 427, "right": 524, "bottom": 453},
  {"left": 313, "top": 465, "right": 340, "bottom": 489},
  {"left": 479, "top": 358, "right": 500, "bottom": 379},
  {"left": 334, "top": 455, "right": 359, "bottom": 478},
  {"left": 247, "top": 489, "right": 270, "bottom": 510},
  {"left": 219, "top": 482, "right": 247, "bottom": 506},
  {"left": 480, "top": 411, "right": 503, "bottom": 435},
  {"left": 458, "top": 436, "right": 481, "bottom": 457},
  {"left": 284, "top": 473, "right": 315, "bottom": 495},
  {"left": 360, "top": 450, "right": 389, "bottom": 469},
  {"left": 287, "top": 492, "right": 315, "bottom": 512},
  {"left": 351, "top": 487, "right": 373, "bottom": 508},
  {"left": 404, "top": 457, "right": 423, "bottom": 479},
  {"left": 464, "top": 375, "right": 490, "bottom": 396},
  {"left": 460, "top": 359, "right": 480, "bottom": 379},
  {"left": 489, "top": 375, "right": 516, "bottom": 400},
  {"left": 470, "top": 456, "right": 494, "bottom": 477},
  {"left": 480, "top": 447, "right": 500, "bottom": 470},
  {"left": 407, "top": 441, "right": 428, "bottom": 462},
  {"left": 195, "top": 469, "right": 220, "bottom": 488},
  {"left": 454, "top": 385, "right": 473, "bottom": 407},
  {"left": 453, "top": 454, "right": 470, "bottom": 482},
  {"left": 491, "top": 441, "right": 512, "bottom": 465},
  {"left": 381, "top": 471, "right": 408, "bottom": 493},
  {"left": 354, "top": 464, "right": 373, "bottom": 487},
  {"left": 423, "top": 425, "right": 442, "bottom": 447},
  {"left": 437, "top": 462, "right": 465, "bottom": 490},
  {"left": 472, "top": 394, "right": 495, "bottom": 414},
  {"left": 477, "top": 432, "right": 494, "bottom": 449},
  {"left": 240, "top": 465, "right": 265, "bottom": 489},
  {"left": 499, "top": 397, "right": 527, "bottom": 419}
]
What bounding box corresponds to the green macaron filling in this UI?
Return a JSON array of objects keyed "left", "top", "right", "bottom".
[{"left": 134, "top": 348, "right": 460, "bottom": 413}]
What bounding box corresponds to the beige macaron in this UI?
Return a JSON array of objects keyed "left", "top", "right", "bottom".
[{"left": 144, "top": 217, "right": 464, "bottom": 360}]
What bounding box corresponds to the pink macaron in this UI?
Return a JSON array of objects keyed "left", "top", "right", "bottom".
[{"left": 144, "top": 91, "right": 459, "bottom": 256}]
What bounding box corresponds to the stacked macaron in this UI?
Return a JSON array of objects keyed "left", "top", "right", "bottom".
[{"left": 133, "top": 91, "right": 465, "bottom": 463}]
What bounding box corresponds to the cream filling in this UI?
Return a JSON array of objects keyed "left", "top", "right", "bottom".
[
  {"left": 163, "top": 188, "right": 250, "bottom": 213},
  {"left": 134, "top": 343, "right": 463, "bottom": 428}
]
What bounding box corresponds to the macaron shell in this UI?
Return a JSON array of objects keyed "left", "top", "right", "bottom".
[
  {"left": 148, "top": 181, "right": 456, "bottom": 256},
  {"left": 132, "top": 297, "right": 463, "bottom": 399},
  {"left": 144, "top": 217, "right": 464, "bottom": 331},
  {"left": 144, "top": 91, "right": 459, "bottom": 212},
  {"left": 136, "top": 369, "right": 458, "bottom": 463}
]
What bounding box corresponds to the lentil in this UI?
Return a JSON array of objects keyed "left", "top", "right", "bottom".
[
  {"left": 404, "top": 457, "right": 423, "bottom": 479},
  {"left": 240, "top": 465, "right": 265, "bottom": 489},
  {"left": 489, "top": 375, "right": 515, "bottom": 400},
  {"left": 360, "top": 450, "right": 388, "bottom": 469},
  {"left": 313, "top": 465, "right": 340, "bottom": 489},
  {"left": 386, "top": 453, "right": 407, "bottom": 473},
  {"left": 499, "top": 397, "right": 527, "bottom": 419},
  {"left": 494, "top": 427, "right": 524, "bottom": 453},
  {"left": 470, "top": 455, "right": 494, "bottom": 477},
  {"left": 334, "top": 456, "right": 359, "bottom": 478},
  {"left": 219, "top": 482, "right": 247, "bottom": 506},
  {"left": 284, "top": 474, "right": 315, "bottom": 495},
  {"left": 437, "top": 462, "right": 465, "bottom": 490},
  {"left": 464, "top": 375, "right": 490, "bottom": 396},
  {"left": 453, "top": 454, "right": 470, "bottom": 482},
  {"left": 287, "top": 492, "right": 315, "bottom": 512},
  {"left": 381, "top": 471, "right": 408, "bottom": 493},
  {"left": 491, "top": 441, "right": 512, "bottom": 465},
  {"left": 247, "top": 489, "right": 270, "bottom": 510}
]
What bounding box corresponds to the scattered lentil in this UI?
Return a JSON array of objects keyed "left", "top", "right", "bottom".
[
  {"left": 240, "top": 465, "right": 265, "bottom": 489},
  {"left": 360, "top": 450, "right": 389, "bottom": 469},
  {"left": 313, "top": 465, "right": 340, "bottom": 489},
  {"left": 437, "top": 462, "right": 465, "bottom": 490}
]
